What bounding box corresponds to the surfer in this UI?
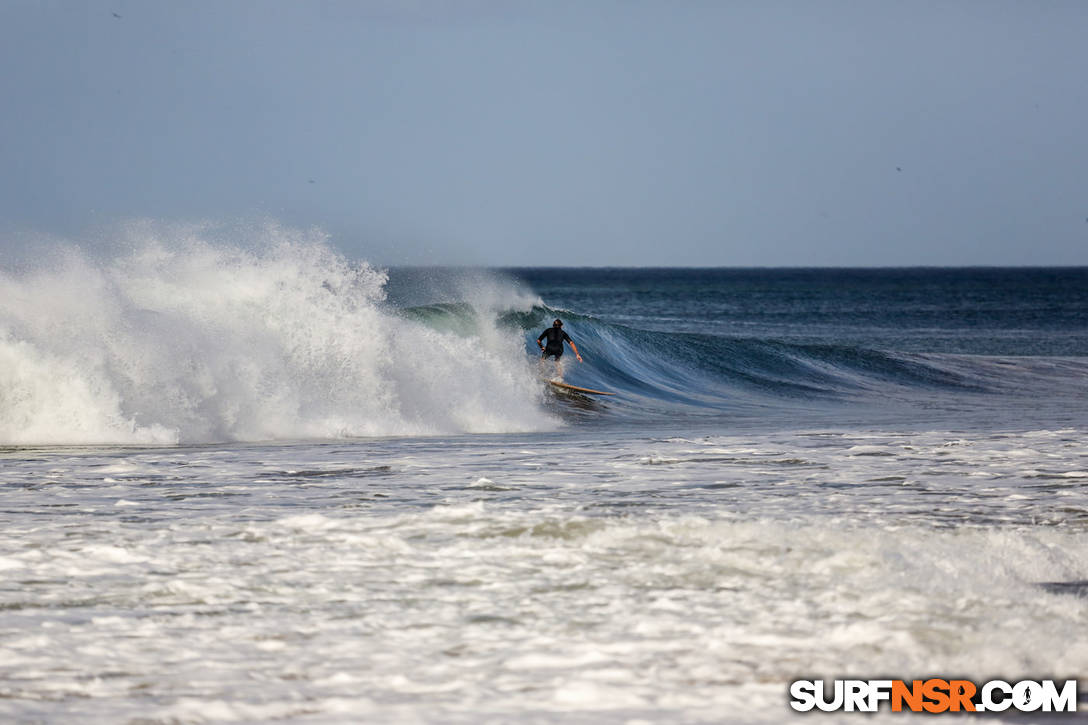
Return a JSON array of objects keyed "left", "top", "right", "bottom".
[{"left": 537, "top": 318, "right": 582, "bottom": 375}]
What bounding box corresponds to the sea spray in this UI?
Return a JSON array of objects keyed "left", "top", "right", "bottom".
[{"left": 0, "top": 223, "right": 556, "bottom": 444}]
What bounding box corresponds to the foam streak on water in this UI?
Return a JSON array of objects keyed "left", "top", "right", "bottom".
[{"left": 1, "top": 427, "right": 1086, "bottom": 723}]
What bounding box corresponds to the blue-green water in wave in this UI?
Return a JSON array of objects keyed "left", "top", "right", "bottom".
[{"left": 389, "top": 267, "right": 1088, "bottom": 428}]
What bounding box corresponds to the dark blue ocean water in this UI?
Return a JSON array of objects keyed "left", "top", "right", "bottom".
[{"left": 508, "top": 267, "right": 1088, "bottom": 356}]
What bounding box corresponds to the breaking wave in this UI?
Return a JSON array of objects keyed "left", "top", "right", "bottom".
[{"left": 0, "top": 223, "right": 554, "bottom": 445}]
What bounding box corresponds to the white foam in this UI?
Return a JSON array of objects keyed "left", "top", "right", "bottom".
[
  {"left": 0, "top": 556, "right": 24, "bottom": 571},
  {"left": 2, "top": 427, "right": 1087, "bottom": 722},
  {"left": 0, "top": 222, "right": 557, "bottom": 444}
]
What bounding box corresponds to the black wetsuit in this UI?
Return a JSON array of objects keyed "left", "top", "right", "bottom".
[{"left": 538, "top": 327, "right": 572, "bottom": 359}]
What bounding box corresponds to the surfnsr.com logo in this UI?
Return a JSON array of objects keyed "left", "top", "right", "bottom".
[{"left": 789, "top": 679, "right": 1079, "bottom": 714}]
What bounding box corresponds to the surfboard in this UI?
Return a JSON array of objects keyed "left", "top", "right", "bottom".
[{"left": 547, "top": 380, "right": 616, "bottom": 396}]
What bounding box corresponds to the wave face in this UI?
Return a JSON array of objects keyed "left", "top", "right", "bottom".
[
  {"left": 0, "top": 225, "right": 553, "bottom": 445},
  {"left": 381, "top": 298, "right": 1078, "bottom": 427},
  {"left": 488, "top": 266, "right": 1088, "bottom": 425},
  {"left": 518, "top": 308, "right": 957, "bottom": 395}
]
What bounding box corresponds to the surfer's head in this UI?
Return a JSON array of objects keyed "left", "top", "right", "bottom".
[{"left": 553, "top": 319, "right": 563, "bottom": 328}]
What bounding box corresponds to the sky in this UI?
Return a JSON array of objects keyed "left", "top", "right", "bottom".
[{"left": 1, "top": 0, "right": 1086, "bottom": 267}]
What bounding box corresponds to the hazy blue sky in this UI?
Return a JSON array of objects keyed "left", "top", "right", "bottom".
[{"left": 2, "top": 0, "right": 1086, "bottom": 266}]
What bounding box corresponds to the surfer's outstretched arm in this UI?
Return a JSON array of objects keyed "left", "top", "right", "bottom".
[{"left": 568, "top": 341, "right": 583, "bottom": 362}]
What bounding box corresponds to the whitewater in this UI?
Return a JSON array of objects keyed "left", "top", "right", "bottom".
[
  {"left": 0, "top": 226, "right": 553, "bottom": 445},
  {"left": 1, "top": 226, "right": 1087, "bottom": 722}
]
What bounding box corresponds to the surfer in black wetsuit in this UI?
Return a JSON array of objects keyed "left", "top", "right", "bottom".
[{"left": 538, "top": 319, "right": 582, "bottom": 375}]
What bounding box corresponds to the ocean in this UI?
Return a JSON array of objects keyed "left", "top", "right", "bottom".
[{"left": 1, "top": 239, "right": 1087, "bottom": 723}]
